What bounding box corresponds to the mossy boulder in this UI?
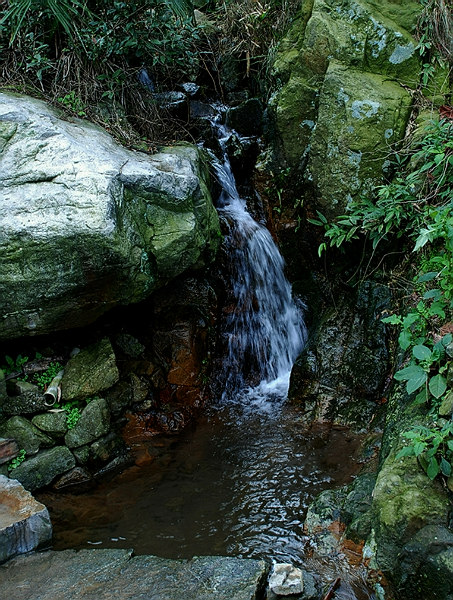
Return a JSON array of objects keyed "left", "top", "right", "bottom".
[
  {"left": 61, "top": 338, "right": 119, "bottom": 402},
  {"left": 31, "top": 412, "right": 68, "bottom": 438},
  {"left": 267, "top": 0, "right": 422, "bottom": 217},
  {"left": 307, "top": 61, "right": 412, "bottom": 217},
  {"left": 0, "top": 92, "right": 220, "bottom": 340}
]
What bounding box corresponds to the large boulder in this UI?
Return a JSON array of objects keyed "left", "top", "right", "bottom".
[
  {"left": 267, "top": 0, "right": 421, "bottom": 217},
  {"left": 0, "top": 92, "right": 221, "bottom": 340}
]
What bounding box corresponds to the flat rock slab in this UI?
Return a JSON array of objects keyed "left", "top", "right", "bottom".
[
  {"left": 0, "top": 549, "right": 269, "bottom": 600},
  {"left": 0, "top": 475, "right": 52, "bottom": 563}
]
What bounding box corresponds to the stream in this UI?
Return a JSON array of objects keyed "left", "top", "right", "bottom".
[{"left": 38, "top": 113, "right": 373, "bottom": 599}]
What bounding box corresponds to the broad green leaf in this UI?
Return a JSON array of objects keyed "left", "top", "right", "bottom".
[
  {"left": 440, "top": 457, "right": 452, "bottom": 477},
  {"left": 394, "top": 364, "right": 426, "bottom": 381},
  {"left": 413, "top": 441, "right": 426, "bottom": 456},
  {"left": 381, "top": 315, "right": 402, "bottom": 325},
  {"left": 398, "top": 329, "right": 412, "bottom": 350},
  {"left": 412, "top": 344, "right": 432, "bottom": 361},
  {"left": 442, "top": 333, "right": 452, "bottom": 346},
  {"left": 413, "top": 388, "right": 428, "bottom": 405},
  {"left": 423, "top": 289, "right": 442, "bottom": 300},
  {"left": 396, "top": 446, "right": 415, "bottom": 459},
  {"left": 428, "top": 374, "right": 447, "bottom": 399},
  {"left": 426, "top": 456, "right": 440, "bottom": 480},
  {"left": 417, "top": 271, "right": 439, "bottom": 283},
  {"left": 447, "top": 440, "right": 453, "bottom": 451},
  {"left": 407, "top": 371, "right": 428, "bottom": 394}
]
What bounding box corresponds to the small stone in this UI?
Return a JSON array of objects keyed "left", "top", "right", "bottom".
[
  {"left": 32, "top": 411, "right": 68, "bottom": 437},
  {"left": 269, "top": 563, "right": 304, "bottom": 596},
  {"left": 53, "top": 466, "right": 92, "bottom": 491},
  {"left": 61, "top": 338, "right": 119, "bottom": 401},
  {"left": 115, "top": 333, "right": 145, "bottom": 359}
]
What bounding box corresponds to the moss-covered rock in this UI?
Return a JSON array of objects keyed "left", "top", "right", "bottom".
[
  {"left": 10, "top": 446, "right": 75, "bottom": 492},
  {"left": 307, "top": 61, "right": 412, "bottom": 217},
  {"left": 61, "top": 338, "right": 119, "bottom": 402},
  {"left": 266, "top": 0, "right": 422, "bottom": 216},
  {"left": 0, "top": 93, "right": 221, "bottom": 340},
  {"left": 0, "top": 416, "right": 53, "bottom": 455},
  {"left": 31, "top": 412, "right": 68, "bottom": 438},
  {"left": 64, "top": 398, "right": 111, "bottom": 449}
]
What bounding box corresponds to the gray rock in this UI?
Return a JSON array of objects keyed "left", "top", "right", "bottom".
[
  {"left": 0, "top": 475, "right": 52, "bottom": 563},
  {"left": 0, "top": 92, "right": 220, "bottom": 340},
  {"left": 269, "top": 563, "right": 303, "bottom": 596},
  {"left": 2, "top": 393, "right": 49, "bottom": 416},
  {"left": 0, "top": 550, "right": 269, "bottom": 600},
  {"left": 61, "top": 338, "right": 119, "bottom": 401},
  {"left": 0, "top": 416, "right": 53, "bottom": 455},
  {"left": 9, "top": 446, "right": 75, "bottom": 492},
  {"left": 65, "top": 398, "right": 111, "bottom": 449},
  {"left": 32, "top": 411, "right": 68, "bottom": 437}
]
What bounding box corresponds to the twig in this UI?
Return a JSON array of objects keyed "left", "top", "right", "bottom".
[{"left": 322, "top": 577, "right": 341, "bottom": 600}]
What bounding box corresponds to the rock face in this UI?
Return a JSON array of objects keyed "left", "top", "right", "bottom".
[
  {"left": 289, "top": 281, "right": 390, "bottom": 429},
  {"left": 0, "top": 549, "right": 269, "bottom": 600},
  {"left": 267, "top": 0, "right": 420, "bottom": 217},
  {"left": 0, "top": 475, "right": 52, "bottom": 564},
  {"left": 0, "top": 92, "right": 220, "bottom": 340}
]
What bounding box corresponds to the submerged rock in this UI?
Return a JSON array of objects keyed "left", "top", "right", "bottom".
[
  {"left": 0, "top": 475, "right": 52, "bottom": 563},
  {"left": 0, "top": 92, "right": 220, "bottom": 340}
]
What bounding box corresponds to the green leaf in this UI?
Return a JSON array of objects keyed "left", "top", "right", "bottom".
[
  {"left": 412, "top": 344, "right": 432, "bottom": 361},
  {"left": 442, "top": 333, "right": 452, "bottom": 346},
  {"left": 407, "top": 372, "right": 428, "bottom": 394},
  {"left": 382, "top": 314, "right": 402, "bottom": 325},
  {"left": 398, "top": 329, "right": 412, "bottom": 350},
  {"left": 413, "top": 388, "right": 428, "bottom": 405},
  {"left": 417, "top": 271, "right": 439, "bottom": 283},
  {"left": 396, "top": 446, "right": 415, "bottom": 459},
  {"left": 440, "top": 457, "right": 452, "bottom": 477},
  {"left": 413, "top": 441, "right": 426, "bottom": 456},
  {"left": 394, "top": 364, "right": 426, "bottom": 381},
  {"left": 428, "top": 374, "right": 447, "bottom": 399},
  {"left": 447, "top": 440, "right": 453, "bottom": 452},
  {"left": 423, "top": 289, "right": 442, "bottom": 300},
  {"left": 426, "top": 456, "right": 440, "bottom": 480}
]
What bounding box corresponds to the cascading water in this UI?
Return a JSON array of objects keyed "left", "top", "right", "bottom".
[{"left": 211, "top": 118, "right": 306, "bottom": 403}]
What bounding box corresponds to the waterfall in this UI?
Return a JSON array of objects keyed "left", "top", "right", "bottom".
[{"left": 211, "top": 120, "right": 306, "bottom": 402}]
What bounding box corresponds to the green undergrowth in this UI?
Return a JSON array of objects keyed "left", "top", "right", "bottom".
[{"left": 311, "top": 116, "right": 453, "bottom": 482}]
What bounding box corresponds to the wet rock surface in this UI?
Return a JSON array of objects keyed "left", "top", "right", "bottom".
[
  {"left": 0, "top": 92, "right": 220, "bottom": 340},
  {"left": 0, "top": 475, "right": 52, "bottom": 563},
  {"left": 0, "top": 549, "right": 268, "bottom": 600}
]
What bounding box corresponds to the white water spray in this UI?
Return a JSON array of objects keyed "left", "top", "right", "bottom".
[{"left": 212, "top": 121, "right": 306, "bottom": 402}]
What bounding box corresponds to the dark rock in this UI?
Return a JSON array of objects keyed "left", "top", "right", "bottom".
[
  {"left": 0, "top": 369, "right": 6, "bottom": 407},
  {"left": 115, "top": 333, "right": 145, "bottom": 359},
  {"left": 394, "top": 525, "right": 453, "bottom": 600},
  {"left": 94, "top": 453, "right": 131, "bottom": 479},
  {"left": 290, "top": 281, "right": 390, "bottom": 430},
  {"left": 226, "top": 98, "right": 264, "bottom": 137},
  {"left": 152, "top": 91, "right": 188, "bottom": 121},
  {"left": 72, "top": 445, "right": 90, "bottom": 466},
  {"left": 10, "top": 446, "right": 76, "bottom": 492},
  {"left": 52, "top": 466, "right": 92, "bottom": 491},
  {"left": 0, "top": 438, "right": 19, "bottom": 465},
  {"left": 89, "top": 432, "right": 125, "bottom": 464},
  {"left": 2, "top": 392, "right": 49, "bottom": 416},
  {"left": 130, "top": 373, "right": 151, "bottom": 404},
  {"left": 0, "top": 416, "right": 53, "bottom": 455},
  {"left": 0, "top": 550, "right": 269, "bottom": 600},
  {"left": 224, "top": 134, "right": 260, "bottom": 185},
  {"left": 0, "top": 475, "right": 52, "bottom": 563},
  {"left": 61, "top": 338, "right": 119, "bottom": 402},
  {"left": 65, "top": 398, "right": 111, "bottom": 449},
  {"left": 32, "top": 411, "right": 68, "bottom": 438},
  {"left": 105, "top": 380, "right": 133, "bottom": 417}
]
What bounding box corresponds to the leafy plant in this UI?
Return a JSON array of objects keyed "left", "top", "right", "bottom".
[
  {"left": 1, "top": 354, "right": 29, "bottom": 375},
  {"left": 397, "top": 422, "right": 453, "bottom": 480},
  {"left": 8, "top": 449, "right": 26, "bottom": 472},
  {"left": 57, "top": 91, "right": 86, "bottom": 117},
  {"left": 33, "top": 361, "right": 63, "bottom": 391},
  {"left": 64, "top": 405, "right": 81, "bottom": 429}
]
